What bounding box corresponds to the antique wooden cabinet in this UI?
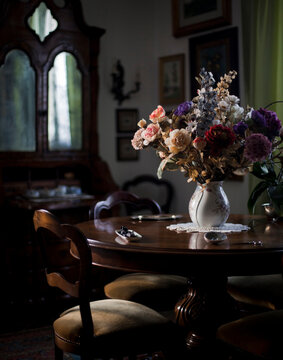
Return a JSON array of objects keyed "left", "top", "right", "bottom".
[{"left": 0, "top": 0, "right": 117, "bottom": 308}]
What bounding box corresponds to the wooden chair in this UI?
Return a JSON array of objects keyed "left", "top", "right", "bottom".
[
  {"left": 33, "top": 209, "right": 186, "bottom": 360},
  {"left": 217, "top": 256, "right": 283, "bottom": 359},
  {"left": 122, "top": 174, "right": 174, "bottom": 213},
  {"left": 227, "top": 274, "right": 283, "bottom": 311},
  {"left": 217, "top": 307, "right": 283, "bottom": 359},
  {"left": 89, "top": 190, "right": 162, "bottom": 219},
  {"left": 90, "top": 191, "right": 188, "bottom": 312}
]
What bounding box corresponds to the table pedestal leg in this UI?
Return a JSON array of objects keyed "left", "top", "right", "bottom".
[{"left": 175, "top": 275, "right": 238, "bottom": 352}]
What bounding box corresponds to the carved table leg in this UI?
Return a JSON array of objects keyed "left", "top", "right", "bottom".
[{"left": 175, "top": 275, "right": 238, "bottom": 353}]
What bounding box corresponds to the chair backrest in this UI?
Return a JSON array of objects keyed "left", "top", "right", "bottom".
[
  {"left": 89, "top": 190, "right": 162, "bottom": 219},
  {"left": 33, "top": 209, "right": 94, "bottom": 335},
  {"left": 122, "top": 174, "right": 174, "bottom": 213}
]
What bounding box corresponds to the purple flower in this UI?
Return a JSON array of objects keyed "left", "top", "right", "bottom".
[
  {"left": 251, "top": 109, "right": 266, "bottom": 128},
  {"left": 233, "top": 121, "right": 248, "bottom": 136},
  {"left": 258, "top": 108, "right": 282, "bottom": 140},
  {"left": 244, "top": 133, "right": 272, "bottom": 162},
  {"left": 174, "top": 101, "right": 193, "bottom": 116}
]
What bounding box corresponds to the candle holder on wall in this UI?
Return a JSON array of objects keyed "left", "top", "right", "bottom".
[{"left": 111, "top": 60, "right": 140, "bottom": 105}]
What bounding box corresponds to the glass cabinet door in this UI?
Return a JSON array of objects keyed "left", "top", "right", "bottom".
[
  {"left": 48, "top": 52, "right": 82, "bottom": 151},
  {"left": 0, "top": 49, "right": 36, "bottom": 151},
  {"left": 0, "top": 0, "right": 105, "bottom": 159}
]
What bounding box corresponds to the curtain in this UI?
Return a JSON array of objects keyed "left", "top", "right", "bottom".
[{"left": 241, "top": 0, "right": 283, "bottom": 212}]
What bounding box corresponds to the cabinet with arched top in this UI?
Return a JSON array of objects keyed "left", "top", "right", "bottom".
[
  {"left": 0, "top": 0, "right": 117, "bottom": 195},
  {"left": 0, "top": 0, "right": 117, "bottom": 308}
]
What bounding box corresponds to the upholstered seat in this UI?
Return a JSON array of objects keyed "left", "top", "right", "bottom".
[
  {"left": 90, "top": 191, "right": 188, "bottom": 311},
  {"left": 217, "top": 310, "right": 283, "bottom": 359},
  {"left": 33, "top": 209, "right": 186, "bottom": 360},
  {"left": 228, "top": 274, "right": 283, "bottom": 310},
  {"left": 104, "top": 273, "right": 188, "bottom": 311},
  {"left": 54, "top": 299, "right": 174, "bottom": 357}
]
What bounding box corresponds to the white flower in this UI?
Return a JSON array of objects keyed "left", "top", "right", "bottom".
[
  {"left": 186, "top": 121, "right": 197, "bottom": 133},
  {"left": 218, "top": 100, "right": 230, "bottom": 112},
  {"left": 230, "top": 104, "right": 244, "bottom": 122},
  {"left": 245, "top": 107, "right": 254, "bottom": 120},
  {"left": 165, "top": 129, "right": 191, "bottom": 154},
  {"left": 226, "top": 95, "right": 240, "bottom": 105}
]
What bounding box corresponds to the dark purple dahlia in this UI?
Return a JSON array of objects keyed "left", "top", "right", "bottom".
[
  {"left": 174, "top": 101, "right": 193, "bottom": 116},
  {"left": 251, "top": 109, "right": 266, "bottom": 128},
  {"left": 233, "top": 121, "right": 248, "bottom": 136},
  {"left": 244, "top": 133, "right": 272, "bottom": 162},
  {"left": 258, "top": 108, "right": 282, "bottom": 140}
]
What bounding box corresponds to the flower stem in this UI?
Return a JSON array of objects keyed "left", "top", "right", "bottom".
[{"left": 264, "top": 100, "right": 283, "bottom": 109}]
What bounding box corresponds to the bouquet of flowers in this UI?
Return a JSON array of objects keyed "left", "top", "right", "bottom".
[{"left": 131, "top": 68, "right": 282, "bottom": 212}]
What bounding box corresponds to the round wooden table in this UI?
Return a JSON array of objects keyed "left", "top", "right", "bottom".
[{"left": 75, "top": 214, "right": 283, "bottom": 353}]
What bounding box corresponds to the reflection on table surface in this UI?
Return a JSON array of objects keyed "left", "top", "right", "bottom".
[{"left": 77, "top": 214, "right": 283, "bottom": 252}]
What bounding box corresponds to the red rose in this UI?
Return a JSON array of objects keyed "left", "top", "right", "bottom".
[{"left": 205, "top": 124, "right": 236, "bottom": 155}]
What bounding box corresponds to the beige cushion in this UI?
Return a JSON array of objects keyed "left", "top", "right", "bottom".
[
  {"left": 228, "top": 274, "right": 283, "bottom": 310},
  {"left": 104, "top": 273, "right": 188, "bottom": 310},
  {"left": 53, "top": 299, "right": 174, "bottom": 356},
  {"left": 217, "top": 310, "right": 283, "bottom": 359}
]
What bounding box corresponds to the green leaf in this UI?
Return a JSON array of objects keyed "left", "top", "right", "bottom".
[
  {"left": 251, "top": 162, "right": 277, "bottom": 183},
  {"left": 157, "top": 158, "right": 179, "bottom": 179},
  {"left": 247, "top": 181, "right": 269, "bottom": 214},
  {"left": 157, "top": 159, "right": 166, "bottom": 179}
]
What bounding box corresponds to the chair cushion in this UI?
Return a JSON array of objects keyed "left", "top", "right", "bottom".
[
  {"left": 217, "top": 310, "right": 283, "bottom": 359},
  {"left": 53, "top": 299, "right": 175, "bottom": 356},
  {"left": 104, "top": 273, "right": 188, "bottom": 310},
  {"left": 227, "top": 274, "right": 283, "bottom": 310}
]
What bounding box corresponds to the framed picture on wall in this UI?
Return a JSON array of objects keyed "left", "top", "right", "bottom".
[
  {"left": 172, "top": 0, "right": 231, "bottom": 37},
  {"left": 159, "top": 54, "right": 185, "bottom": 106},
  {"left": 189, "top": 27, "right": 239, "bottom": 98},
  {"left": 117, "top": 137, "right": 139, "bottom": 161},
  {"left": 116, "top": 109, "right": 139, "bottom": 133}
]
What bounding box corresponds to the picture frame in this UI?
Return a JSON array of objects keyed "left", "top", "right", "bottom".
[
  {"left": 159, "top": 54, "right": 185, "bottom": 106},
  {"left": 189, "top": 27, "right": 239, "bottom": 98},
  {"left": 116, "top": 109, "right": 139, "bottom": 133},
  {"left": 172, "top": 0, "right": 231, "bottom": 37},
  {"left": 117, "top": 136, "right": 139, "bottom": 161}
]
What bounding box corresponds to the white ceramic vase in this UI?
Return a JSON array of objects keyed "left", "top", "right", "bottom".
[{"left": 189, "top": 181, "right": 230, "bottom": 228}]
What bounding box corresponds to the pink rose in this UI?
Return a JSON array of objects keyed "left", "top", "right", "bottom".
[
  {"left": 142, "top": 123, "right": 161, "bottom": 145},
  {"left": 192, "top": 137, "right": 207, "bottom": 151},
  {"left": 131, "top": 128, "right": 145, "bottom": 150},
  {"left": 149, "top": 105, "right": 166, "bottom": 123}
]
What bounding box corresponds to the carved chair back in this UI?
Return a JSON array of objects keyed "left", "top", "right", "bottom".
[
  {"left": 122, "top": 175, "right": 174, "bottom": 213},
  {"left": 33, "top": 209, "right": 94, "bottom": 337},
  {"left": 89, "top": 190, "right": 162, "bottom": 219}
]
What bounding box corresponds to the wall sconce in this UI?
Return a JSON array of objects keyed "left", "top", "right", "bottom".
[{"left": 111, "top": 60, "right": 141, "bottom": 105}]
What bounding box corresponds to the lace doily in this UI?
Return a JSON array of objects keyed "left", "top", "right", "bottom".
[{"left": 167, "top": 222, "right": 250, "bottom": 233}]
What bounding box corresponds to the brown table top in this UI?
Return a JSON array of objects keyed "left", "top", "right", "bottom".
[{"left": 75, "top": 214, "right": 283, "bottom": 277}]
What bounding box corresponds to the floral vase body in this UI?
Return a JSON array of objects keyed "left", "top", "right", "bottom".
[{"left": 189, "top": 181, "right": 230, "bottom": 228}]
